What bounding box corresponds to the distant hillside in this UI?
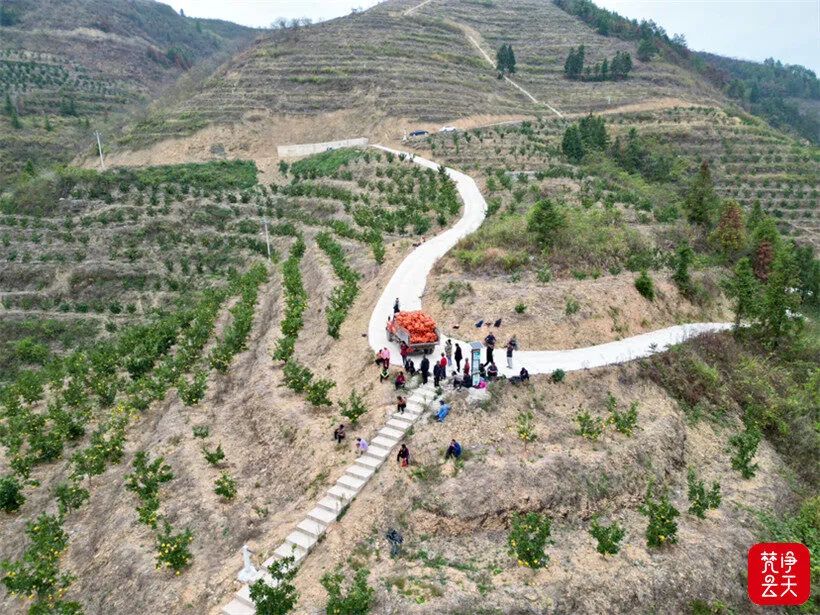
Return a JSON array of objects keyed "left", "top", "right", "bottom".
[
  {"left": 697, "top": 52, "right": 820, "bottom": 144},
  {"left": 119, "top": 0, "right": 723, "bottom": 149},
  {"left": 0, "top": 0, "right": 257, "bottom": 180},
  {"left": 550, "top": 0, "right": 819, "bottom": 144}
]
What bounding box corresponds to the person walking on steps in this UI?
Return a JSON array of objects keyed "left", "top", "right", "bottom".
[
  {"left": 397, "top": 395, "right": 407, "bottom": 414},
  {"left": 356, "top": 437, "right": 368, "bottom": 455},
  {"left": 333, "top": 424, "right": 346, "bottom": 444},
  {"left": 484, "top": 332, "right": 496, "bottom": 364},
  {"left": 445, "top": 339, "right": 453, "bottom": 366},
  {"left": 506, "top": 336, "right": 517, "bottom": 369},
  {"left": 420, "top": 356, "right": 430, "bottom": 385},
  {"left": 445, "top": 439, "right": 462, "bottom": 460},
  {"left": 397, "top": 443, "right": 410, "bottom": 467}
]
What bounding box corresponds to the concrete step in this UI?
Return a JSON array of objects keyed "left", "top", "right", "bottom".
[
  {"left": 285, "top": 529, "right": 316, "bottom": 551},
  {"left": 273, "top": 542, "right": 307, "bottom": 565},
  {"left": 386, "top": 418, "right": 412, "bottom": 431},
  {"left": 308, "top": 506, "right": 338, "bottom": 525},
  {"left": 337, "top": 474, "right": 365, "bottom": 492},
  {"left": 379, "top": 427, "right": 404, "bottom": 440},
  {"left": 223, "top": 597, "right": 255, "bottom": 615},
  {"left": 371, "top": 435, "right": 398, "bottom": 449},
  {"left": 328, "top": 484, "right": 357, "bottom": 502},
  {"left": 317, "top": 496, "right": 345, "bottom": 513},
  {"left": 354, "top": 455, "right": 383, "bottom": 470},
  {"left": 365, "top": 445, "right": 392, "bottom": 459},
  {"left": 345, "top": 464, "right": 374, "bottom": 480},
  {"left": 296, "top": 518, "right": 327, "bottom": 538}
]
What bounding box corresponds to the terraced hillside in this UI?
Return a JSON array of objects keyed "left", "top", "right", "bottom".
[
  {"left": 0, "top": 148, "right": 475, "bottom": 614},
  {"left": 418, "top": 106, "right": 819, "bottom": 246},
  {"left": 118, "top": 0, "right": 723, "bottom": 155},
  {"left": 0, "top": 0, "right": 257, "bottom": 180}
]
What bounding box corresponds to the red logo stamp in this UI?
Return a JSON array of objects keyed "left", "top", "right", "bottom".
[{"left": 748, "top": 543, "right": 811, "bottom": 606}]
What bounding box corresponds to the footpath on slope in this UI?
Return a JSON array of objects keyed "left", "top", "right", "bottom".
[
  {"left": 223, "top": 143, "right": 733, "bottom": 615},
  {"left": 222, "top": 381, "right": 439, "bottom": 615},
  {"left": 367, "top": 146, "right": 734, "bottom": 377}
]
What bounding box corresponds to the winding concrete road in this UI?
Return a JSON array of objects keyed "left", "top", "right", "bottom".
[{"left": 368, "top": 146, "right": 733, "bottom": 377}]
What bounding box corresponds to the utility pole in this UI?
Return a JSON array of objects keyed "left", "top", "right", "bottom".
[
  {"left": 262, "top": 217, "right": 271, "bottom": 260},
  {"left": 94, "top": 131, "right": 105, "bottom": 170}
]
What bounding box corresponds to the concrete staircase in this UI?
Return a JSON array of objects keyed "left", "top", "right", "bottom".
[{"left": 221, "top": 381, "right": 437, "bottom": 615}]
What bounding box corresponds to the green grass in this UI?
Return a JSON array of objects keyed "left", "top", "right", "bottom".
[{"left": 289, "top": 148, "right": 364, "bottom": 178}]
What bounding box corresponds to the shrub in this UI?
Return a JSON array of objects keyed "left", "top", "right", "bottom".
[
  {"left": 339, "top": 389, "right": 367, "bottom": 424},
  {"left": 250, "top": 554, "right": 299, "bottom": 615},
  {"left": 635, "top": 270, "right": 655, "bottom": 300},
  {"left": 575, "top": 410, "right": 605, "bottom": 440},
  {"left": 55, "top": 481, "right": 89, "bottom": 515},
  {"left": 125, "top": 451, "right": 174, "bottom": 528},
  {"left": 202, "top": 444, "right": 226, "bottom": 466},
  {"left": 306, "top": 379, "right": 335, "bottom": 408},
  {"left": 192, "top": 425, "right": 210, "bottom": 439},
  {"left": 565, "top": 297, "right": 580, "bottom": 315},
  {"left": 729, "top": 423, "right": 761, "bottom": 478},
  {"left": 438, "top": 280, "right": 473, "bottom": 305},
  {"left": 507, "top": 511, "right": 552, "bottom": 568},
  {"left": 155, "top": 522, "right": 193, "bottom": 574},
  {"left": 687, "top": 469, "right": 721, "bottom": 518},
  {"left": 639, "top": 482, "right": 679, "bottom": 548},
  {"left": 0, "top": 474, "right": 25, "bottom": 513},
  {"left": 516, "top": 410, "right": 537, "bottom": 444},
  {"left": 590, "top": 518, "right": 625, "bottom": 555},
  {"left": 551, "top": 369, "right": 566, "bottom": 383},
  {"left": 214, "top": 472, "right": 238, "bottom": 501},
  {"left": 1, "top": 513, "right": 77, "bottom": 608},
  {"left": 606, "top": 394, "right": 639, "bottom": 436},
  {"left": 177, "top": 369, "right": 207, "bottom": 406},
  {"left": 321, "top": 566, "right": 375, "bottom": 615},
  {"left": 514, "top": 302, "right": 527, "bottom": 314},
  {"left": 282, "top": 360, "right": 313, "bottom": 393},
  {"left": 316, "top": 232, "right": 360, "bottom": 338}
]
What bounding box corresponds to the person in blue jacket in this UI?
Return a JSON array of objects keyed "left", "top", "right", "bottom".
[
  {"left": 436, "top": 400, "right": 451, "bottom": 422},
  {"left": 445, "top": 439, "right": 462, "bottom": 460}
]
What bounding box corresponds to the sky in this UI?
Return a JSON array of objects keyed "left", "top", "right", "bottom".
[{"left": 165, "top": 0, "right": 820, "bottom": 74}]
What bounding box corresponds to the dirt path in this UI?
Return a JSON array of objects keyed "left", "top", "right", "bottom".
[
  {"left": 367, "top": 146, "right": 734, "bottom": 377},
  {"left": 403, "top": 0, "right": 436, "bottom": 16}
]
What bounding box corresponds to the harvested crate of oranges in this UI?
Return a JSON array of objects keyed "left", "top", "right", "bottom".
[{"left": 389, "top": 311, "right": 439, "bottom": 344}]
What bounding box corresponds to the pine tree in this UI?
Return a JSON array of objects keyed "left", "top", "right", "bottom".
[
  {"left": 527, "top": 199, "right": 565, "bottom": 249},
  {"left": 564, "top": 45, "right": 584, "bottom": 79},
  {"left": 601, "top": 57, "right": 609, "bottom": 80},
  {"left": 711, "top": 200, "right": 747, "bottom": 257},
  {"left": 507, "top": 44, "right": 516, "bottom": 74},
  {"left": 496, "top": 44, "right": 516, "bottom": 75},
  {"left": 578, "top": 114, "right": 608, "bottom": 150},
  {"left": 562, "top": 125, "right": 585, "bottom": 163},
  {"left": 724, "top": 257, "right": 759, "bottom": 330},
  {"left": 623, "top": 128, "right": 643, "bottom": 173},
  {"left": 637, "top": 38, "right": 656, "bottom": 62},
  {"left": 672, "top": 241, "right": 694, "bottom": 294},
  {"left": 685, "top": 161, "right": 718, "bottom": 226},
  {"left": 759, "top": 244, "right": 802, "bottom": 346}
]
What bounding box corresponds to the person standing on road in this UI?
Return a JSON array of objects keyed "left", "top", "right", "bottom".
[
  {"left": 433, "top": 361, "right": 442, "bottom": 387},
  {"left": 463, "top": 357, "right": 470, "bottom": 380},
  {"left": 445, "top": 439, "right": 462, "bottom": 460},
  {"left": 506, "top": 336, "right": 517, "bottom": 369},
  {"left": 444, "top": 339, "right": 453, "bottom": 366},
  {"left": 420, "top": 356, "right": 430, "bottom": 384},
  {"left": 454, "top": 343, "right": 463, "bottom": 372},
  {"left": 394, "top": 298, "right": 400, "bottom": 314},
  {"left": 484, "top": 332, "right": 496, "bottom": 364}
]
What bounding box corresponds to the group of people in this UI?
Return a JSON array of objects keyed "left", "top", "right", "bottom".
[{"left": 378, "top": 330, "right": 531, "bottom": 391}]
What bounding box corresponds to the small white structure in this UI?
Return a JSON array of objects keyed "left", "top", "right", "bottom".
[{"left": 237, "top": 545, "right": 258, "bottom": 583}]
